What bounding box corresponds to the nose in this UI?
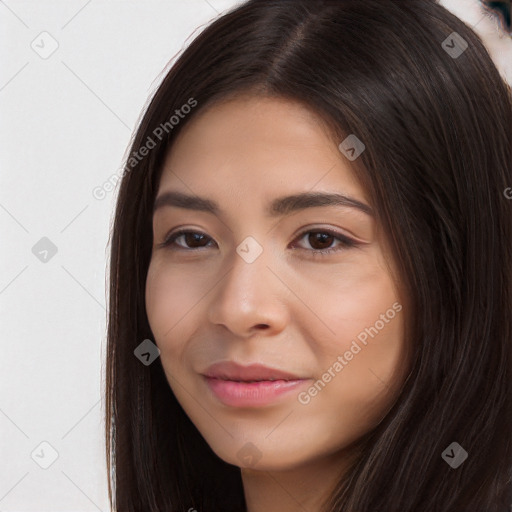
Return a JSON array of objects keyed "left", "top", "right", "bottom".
[{"left": 207, "top": 244, "right": 290, "bottom": 337}]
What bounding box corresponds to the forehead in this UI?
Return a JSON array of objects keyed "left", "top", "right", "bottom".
[{"left": 158, "top": 95, "right": 367, "bottom": 204}]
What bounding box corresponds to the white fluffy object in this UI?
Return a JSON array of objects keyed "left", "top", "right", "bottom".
[{"left": 440, "top": 0, "right": 512, "bottom": 85}]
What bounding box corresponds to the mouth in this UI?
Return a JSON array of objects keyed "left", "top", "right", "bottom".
[
  {"left": 206, "top": 376, "right": 298, "bottom": 383},
  {"left": 201, "top": 361, "right": 310, "bottom": 407},
  {"left": 202, "top": 360, "right": 305, "bottom": 381}
]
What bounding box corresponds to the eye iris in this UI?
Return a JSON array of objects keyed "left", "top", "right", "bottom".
[
  {"left": 309, "top": 232, "right": 334, "bottom": 250},
  {"left": 185, "top": 232, "right": 208, "bottom": 247}
]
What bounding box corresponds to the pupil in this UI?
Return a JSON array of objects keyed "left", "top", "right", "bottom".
[
  {"left": 310, "top": 232, "right": 333, "bottom": 249},
  {"left": 187, "top": 233, "right": 207, "bottom": 247}
]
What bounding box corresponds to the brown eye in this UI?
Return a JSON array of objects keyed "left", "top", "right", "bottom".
[
  {"left": 307, "top": 232, "right": 336, "bottom": 250},
  {"left": 158, "top": 227, "right": 359, "bottom": 258},
  {"left": 291, "top": 229, "right": 358, "bottom": 258},
  {"left": 160, "top": 230, "right": 214, "bottom": 250},
  {"left": 181, "top": 232, "right": 210, "bottom": 248}
]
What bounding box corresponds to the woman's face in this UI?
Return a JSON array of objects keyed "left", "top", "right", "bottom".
[{"left": 145, "top": 95, "right": 410, "bottom": 471}]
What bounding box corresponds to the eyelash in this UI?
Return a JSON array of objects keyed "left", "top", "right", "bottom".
[{"left": 157, "top": 228, "right": 359, "bottom": 258}]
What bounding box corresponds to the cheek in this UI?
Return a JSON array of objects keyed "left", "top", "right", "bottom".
[
  {"left": 296, "top": 253, "right": 403, "bottom": 351},
  {"left": 300, "top": 260, "right": 406, "bottom": 407},
  {"left": 145, "top": 260, "right": 204, "bottom": 347},
  {"left": 329, "top": 274, "right": 402, "bottom": 348},
  {"left": 298, "top": 304, "right": 406, "bottom": 443}
]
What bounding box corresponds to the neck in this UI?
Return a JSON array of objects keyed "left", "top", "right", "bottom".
[{"left": 241, "top": 448, "right": 356, "bottom": 512}]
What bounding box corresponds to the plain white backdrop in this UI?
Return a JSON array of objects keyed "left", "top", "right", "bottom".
[{"left": 0, "top": 1, "right": 510, "bottom": 510}]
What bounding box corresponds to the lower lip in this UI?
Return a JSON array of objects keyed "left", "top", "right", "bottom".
[{"left": 203, "top": 376, "right": 309, "bottom": 407}]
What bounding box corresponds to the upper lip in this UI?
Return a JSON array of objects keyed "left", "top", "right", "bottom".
[{"left": 202, "top": 361, "right": 305, "bottom": 381}]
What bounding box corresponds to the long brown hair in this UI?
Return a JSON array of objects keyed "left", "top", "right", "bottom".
[{"left": 105, "top": 1, "right": 512, "bottom": 510}]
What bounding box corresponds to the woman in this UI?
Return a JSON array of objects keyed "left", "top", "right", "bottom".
[{"left": 105, "top": 0, "right": 512, "bottom": 510}]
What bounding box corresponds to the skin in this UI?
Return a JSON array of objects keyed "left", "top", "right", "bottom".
[{"left": 145, "top": 95, "right": 411, "bottom": 512}]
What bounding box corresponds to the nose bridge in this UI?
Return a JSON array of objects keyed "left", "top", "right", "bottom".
[
  {"left": 208, "top": 234, "right": 288, "bottom": 334},
  {"left": 224, "top": 235, "right": 274, "bottom": 309}
]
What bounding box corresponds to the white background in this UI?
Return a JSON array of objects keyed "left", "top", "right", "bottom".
[{"left": 0, "top": 1, "right": 510, "bottom": 510}]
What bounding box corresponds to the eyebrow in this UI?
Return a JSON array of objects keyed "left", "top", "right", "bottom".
[{"left": 153, "top": 191, "right": 374, "bottom": 217}]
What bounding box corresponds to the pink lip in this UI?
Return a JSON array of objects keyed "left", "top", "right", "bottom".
[
  {"left": 201, "top": 361, "right": 310, "bottom": 407},
  {"left": 203, "top": 361, "right": 304, "bottom": 381},
  {"left": 203, "top": 376, "right": 309, "bottom": 407}
]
